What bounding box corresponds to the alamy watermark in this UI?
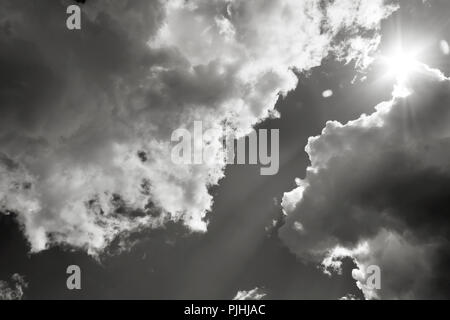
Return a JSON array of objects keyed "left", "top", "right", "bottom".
[
  {"left": 364, "top": 265, "right": 381, "bottom": 290},
  {"left": 66, "top": 5, "right": 81, "bottom": 30},
  {"left": 66, "top": 265, "right": 81, "bottom": 290},
  {"left": 171, "top": 121, "right": 280, "bottom": 176}
]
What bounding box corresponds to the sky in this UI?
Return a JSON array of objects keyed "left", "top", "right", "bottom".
[{"left": 1, "top": 0, "right": 450, "bottom": 300}]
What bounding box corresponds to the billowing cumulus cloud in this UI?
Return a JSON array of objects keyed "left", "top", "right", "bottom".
[
  {"left": 233, "top": 287, "right": 266, "bottom": 300},
  {"left": 0, "top": 274, "right": 27, "bottom": 300},
  {"left": 0, "top": 0, "right": 394, "bottom": 254},
  {"left": 280, "top": 64, "right": 450, "bottom": 299}
]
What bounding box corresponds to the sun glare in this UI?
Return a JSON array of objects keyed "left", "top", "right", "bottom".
[
  {"left": 379, "top": 47, "right": 422, "bottom": 97},
  {"left": 383, "top": 50, "right": 418, "bottom": 82}
]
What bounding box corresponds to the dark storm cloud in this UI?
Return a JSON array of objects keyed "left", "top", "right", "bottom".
[
  {"left": 0, "top": 0, "right": 165, "bottom": 134},
  {"left": 281, "top": 64, "right": 450, "bottom": 299}
]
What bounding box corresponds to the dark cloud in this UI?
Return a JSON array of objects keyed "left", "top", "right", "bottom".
[
  {"left": 281, "top": 65, "right": 450, "bottom": 299},
  {"left": 0, "top": 273, "right": 27, "bottom": 300}
]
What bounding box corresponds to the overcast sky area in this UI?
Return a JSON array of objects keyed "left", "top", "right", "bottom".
[{"left": 1, "top": 0, "right": 450, "bottom": 300}]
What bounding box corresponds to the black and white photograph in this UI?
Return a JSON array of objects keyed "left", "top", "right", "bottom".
[{"left": 1, "top": 0, "right": 450, "bottom": 307}]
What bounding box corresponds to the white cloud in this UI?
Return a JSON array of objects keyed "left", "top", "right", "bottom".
[{"left": 233, "top": 287, "right": 267, "bottom": 300}]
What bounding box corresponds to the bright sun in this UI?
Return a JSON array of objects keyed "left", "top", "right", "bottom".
[
  {"left": 383, "top": 50, "right": 418, "bottom": 82},
  {"left": 379, "top": 47, "right": 422, "bottom": 97}
]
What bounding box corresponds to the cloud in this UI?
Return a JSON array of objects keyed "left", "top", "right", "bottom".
[
  {"left": 0, "top": 274, "right": 27, "bottom": 300},
  {"left": 339, "top": 294, "right": 359, "bottom": 300},
  {"left": 280, "top": 63, "right": 450, "bottom": 299},
  {"left": 0, "top": 0, "right": 394, "bottom": 254},
  {"left": 233, "top": 287, "right": 266, "bottom": 300}
]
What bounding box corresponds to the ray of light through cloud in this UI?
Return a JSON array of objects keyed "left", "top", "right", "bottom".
[{"left": 1, "top": 0, "right": 450, "bottom": 302}]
